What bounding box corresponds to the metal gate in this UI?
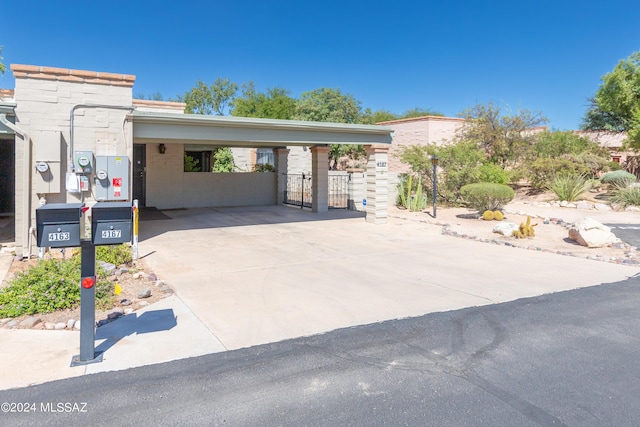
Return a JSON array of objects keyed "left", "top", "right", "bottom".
[{"left": 283, "top": 174, "right": 350, "bottom": 209}]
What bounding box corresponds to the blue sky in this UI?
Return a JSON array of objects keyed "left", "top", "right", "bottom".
[{"left": 2, "top": 0, "right": 639, "bottom": 130}]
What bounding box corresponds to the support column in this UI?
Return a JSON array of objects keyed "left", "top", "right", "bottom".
[
  {"left": 311, "top": 146, "right": 330, "bottom": 213},
  {"left": 273, "top": 148, "right": 290, "bottom": 205},
  {"left": 364, "top": 145, "right": 390, "bottom": 224}
]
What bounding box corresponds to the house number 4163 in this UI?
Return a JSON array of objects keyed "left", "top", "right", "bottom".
[{"left": 376, "top": 161, "right": 387, "bottom": 168}]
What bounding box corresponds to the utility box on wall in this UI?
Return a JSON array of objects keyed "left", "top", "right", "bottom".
[
  {"left": 95, "top": 156, "right": 130, "bottom": 201},
  {"left": 95, "top": 156, "right": 129, "bottom": 201},
  {"left": 34, "top": 131, "right": 62, "bottom": 194}
]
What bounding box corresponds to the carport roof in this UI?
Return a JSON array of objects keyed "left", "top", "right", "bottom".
[{"left": 131, "top": 110, "right": 394, "bottom": 147}]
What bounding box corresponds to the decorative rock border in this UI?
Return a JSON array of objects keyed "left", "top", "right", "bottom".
[{"left": 389, "top": 208, "right": 640, "bottom": 266}]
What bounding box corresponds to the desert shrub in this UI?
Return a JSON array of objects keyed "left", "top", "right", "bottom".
[
  {"left": 532, "top": 131, "right": 609, "bottom": 159},
  {"left": 610, "top": 183, "right": 640, "bottom": 208},
  {"left": 0, "top": 255, "right": 114, "bottom": 317},
  {"left": 545, "top": 174, "right": 590, "bottom": 202},
  {"left": 460, "top": 183, "right": 515, "bottom": 212},
  {"left": 396, "top": 141, "right": 484, "bottom": 204},
  {"left": 253, "top": 163, "right": 275, "bottom": 172},
  {"left": 512, "top": 216, "right": 536, "bottom": 238},
  {"left": 527, "top": 158, "right": 591, "bottom": 190},
  {"left": 601, "top": 170, "right": 636, "bottom": 187},
  {"left": 479, "top": 163, "right": 511, "bottom": 184},
  {"left": 97, "top": 244, "right": 133, "bottom": 266}
]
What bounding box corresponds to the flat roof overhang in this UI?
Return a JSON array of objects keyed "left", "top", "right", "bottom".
[{"left": 131, "top": 111, "right": 394, "bottom": 148}]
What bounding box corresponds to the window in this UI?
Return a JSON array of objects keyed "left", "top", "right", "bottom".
[
  {"left": 256, "top": 148, "right": 274, "bottom": 166},
  {"left": 184, "top": 151, "right": 212, "bottom": 172}
]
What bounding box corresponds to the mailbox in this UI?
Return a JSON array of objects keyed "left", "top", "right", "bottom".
[
  {"left": 36, "top": 203, "right": 84, "bottom": 248},
  {"left": 91, "top": 202, "right": 132, "bottom": 245}
]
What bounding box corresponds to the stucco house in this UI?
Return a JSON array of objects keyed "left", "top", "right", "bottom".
[{"left": 0, "top": 64, "right": 393, "bottom": 258}]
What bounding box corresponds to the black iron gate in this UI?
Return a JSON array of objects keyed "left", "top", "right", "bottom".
[{"left": 283, "top": 174, "right": 350, "bottom": 209}]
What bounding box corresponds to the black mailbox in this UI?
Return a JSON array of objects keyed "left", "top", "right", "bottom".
[
  {"left": 91, "top": 202, "right": 132, "bottom": 245},
  {"left": 36, "top": 203, "right": 84, "bottom": 248}
]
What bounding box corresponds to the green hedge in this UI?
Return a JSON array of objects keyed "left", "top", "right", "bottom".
[{"left": 460, "top": 183, "right": 515, "bottom": 212}]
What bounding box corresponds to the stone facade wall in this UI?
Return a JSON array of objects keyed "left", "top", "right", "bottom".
[{"left": 11, "top": 64, "right": 135, "bottom": 254}]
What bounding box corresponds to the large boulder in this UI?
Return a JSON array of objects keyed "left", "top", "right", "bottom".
[
  {"left": 492, "top": 222, "right": 519, "bottom": 237},
  {"left": 568, "top": 218, "right": 619, "bottom": 248}
]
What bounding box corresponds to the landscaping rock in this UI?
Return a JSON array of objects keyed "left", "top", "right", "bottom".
[
  {"left": 594, "top": 203, "right": 612, "bottom": 211},
  {"left": 120, "top": 298, "right": 132, "bottom": 306},
  {"left": 44, "top": 322, "right": 55, "bottom": 330},
  {"left": 576, "top": 201, "right": 592, "bottom": 210},
  {"left": 20, "top": 317, "right": 42, "bottom": 328},
  {"left": 99, "top": 262, "right": 117, "bottom": 273},
  {"left": 568, "top": 218, "right": 620, "bottom": 248},
  {"left": 107, "top": 312, "right": 122, "bottom": 320},
  {"left": 54, "top": 322, "right": 66, "bottom": 330},
  {"left": 137, "top": 288, "right": 152, "bottom": 299},
  {"left": 7, "top": 320, "right": 17, "bottom": 328},
  {"left": 74, "top": 320, "right": 81, "bottom": 330},
  {"left": 148, "top": 273, "right": 158, "bottom": 281},
  {"left": 492, "top": 222, "right": 519, "bottom": 237},
  {"left": 66, "top": 319, "right": 76, "bottom": 329}
]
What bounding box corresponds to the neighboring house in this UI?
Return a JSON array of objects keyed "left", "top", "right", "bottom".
[
  {"left": 0, "top": 64, "right": 393, "bottom": 258},
  {"left": 376, "top": 116, "right": 466, "bottom": 173},
  {"left": 574, "top": 130, "right": 629, "bottom": 164}
]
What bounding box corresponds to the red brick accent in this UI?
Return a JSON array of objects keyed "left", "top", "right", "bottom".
[
  {"left": 0, "top": 89, "right": 15, "bottom": 98},
  {"left": 10, "top": 64, "right": 136, "bottom": 87}
]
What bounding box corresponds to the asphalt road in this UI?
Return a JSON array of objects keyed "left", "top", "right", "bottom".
[
  {"left": 607, "top": 224, "right": 640, "bottom": 248},
  {"left": 2, "top": 275, "right": 640, "bottom": 426}
]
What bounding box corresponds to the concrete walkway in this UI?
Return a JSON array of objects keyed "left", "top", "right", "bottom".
[{"left": 1, "top": 205, "right": 639, "bottom": 390}]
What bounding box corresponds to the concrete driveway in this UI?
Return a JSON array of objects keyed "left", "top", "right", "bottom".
[{"left": 138, "top": 206, "right": 640, "bottom": 351}]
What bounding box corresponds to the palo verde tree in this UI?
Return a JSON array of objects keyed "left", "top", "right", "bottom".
[
  {"left": 582, "top": 51, "right": 640, "bottom": 148},
  {"left": 179, "top": 78, "right": 239, "bottom": 116},
  {"left": 179, "top": 78, "right": 240, "bottom": 171},
  {"left": 293, "top": 87, "right": 367, "bottom": 169},
  {"left": 231, "top": 82, "right": 296, "bottom": 120},
  {"left": 456, "top": 102, "right": 547, "bottom": 167}
]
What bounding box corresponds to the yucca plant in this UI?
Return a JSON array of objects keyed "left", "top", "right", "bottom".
[
  {"left": 397, "top": 175, "right": 427, "bottom": 212},
  {"left": 545, "top": 174, "right": 590, "bottom": 202},
  {"left": 610, "top": 182, "right": 640, "bottom": 208}
]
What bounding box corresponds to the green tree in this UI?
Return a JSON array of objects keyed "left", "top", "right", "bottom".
[
  {"left": 212, "top": 147, "right": 235, "bottom": 172},
  {"left": 294, "top": 87, "right": 363, "bottom": 123},
  {"left": 231, "top": 82, "right": 296, "bottom": 119},
  {"left": 457, "top": 102, "right": 547, "bottom": 167},
  {"left": 397, "top": 141, "right": 485, "bottom": 204},
  {"left": 179, "top": 78, "right": 239, "bottom": 116},
  {"left": 0, "top": 46, "right": 5, "bottom": 75},
  {"left": 134, "top": 92, "right": 165, "bottom": 101},
  {"left": 294, "top": 88, "right": 366, "bottom": 169},
  {"left": 582, "top": 51, "right": 640, "bottom": 148}
]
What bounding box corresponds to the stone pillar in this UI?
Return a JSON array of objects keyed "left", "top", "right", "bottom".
[
  {"left": 311, "top": 146, "right": 330, "bottom": 213},
  {"left": 273, "top": 148, "right": 290, "bottom": 205},
  {"left": 364, "top": 145, "right": 390, "bottom": 224},
  {"left": 347, "top": 169, "right": 365, "bottom": 211}
]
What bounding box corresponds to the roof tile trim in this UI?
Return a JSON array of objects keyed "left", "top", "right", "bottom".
[{"left": 10, "top": 64, "right": 136, "bottom": 87}]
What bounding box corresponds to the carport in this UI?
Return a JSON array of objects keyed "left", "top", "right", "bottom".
[{"left": 131, "top": 112, "right": 394, "bottom": 223}]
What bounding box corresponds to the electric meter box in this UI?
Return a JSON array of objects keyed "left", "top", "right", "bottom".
[
  {"left": 36, "top": 203, "right": 85, "bottom": 248},
  {"left": 91, "top": 202, "right": 133, "bottom": 245},
  {"left": 75, "top": 151, "right": 94, "bottom": 173},
  {"left": 95, "top": 156, "right": 130, "bottom": 201}
]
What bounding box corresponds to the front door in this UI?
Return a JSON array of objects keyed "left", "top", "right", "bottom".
[{"left": 133, "top": 144, "right": 146, "bottom": 207}]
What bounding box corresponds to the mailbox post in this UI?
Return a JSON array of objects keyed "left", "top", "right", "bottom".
[
  {"left": 36, "top": 203, "right": 84, "bottom": 248},
  {"left": 36, "top": 202, "right": 133, "bottom": 367}
]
